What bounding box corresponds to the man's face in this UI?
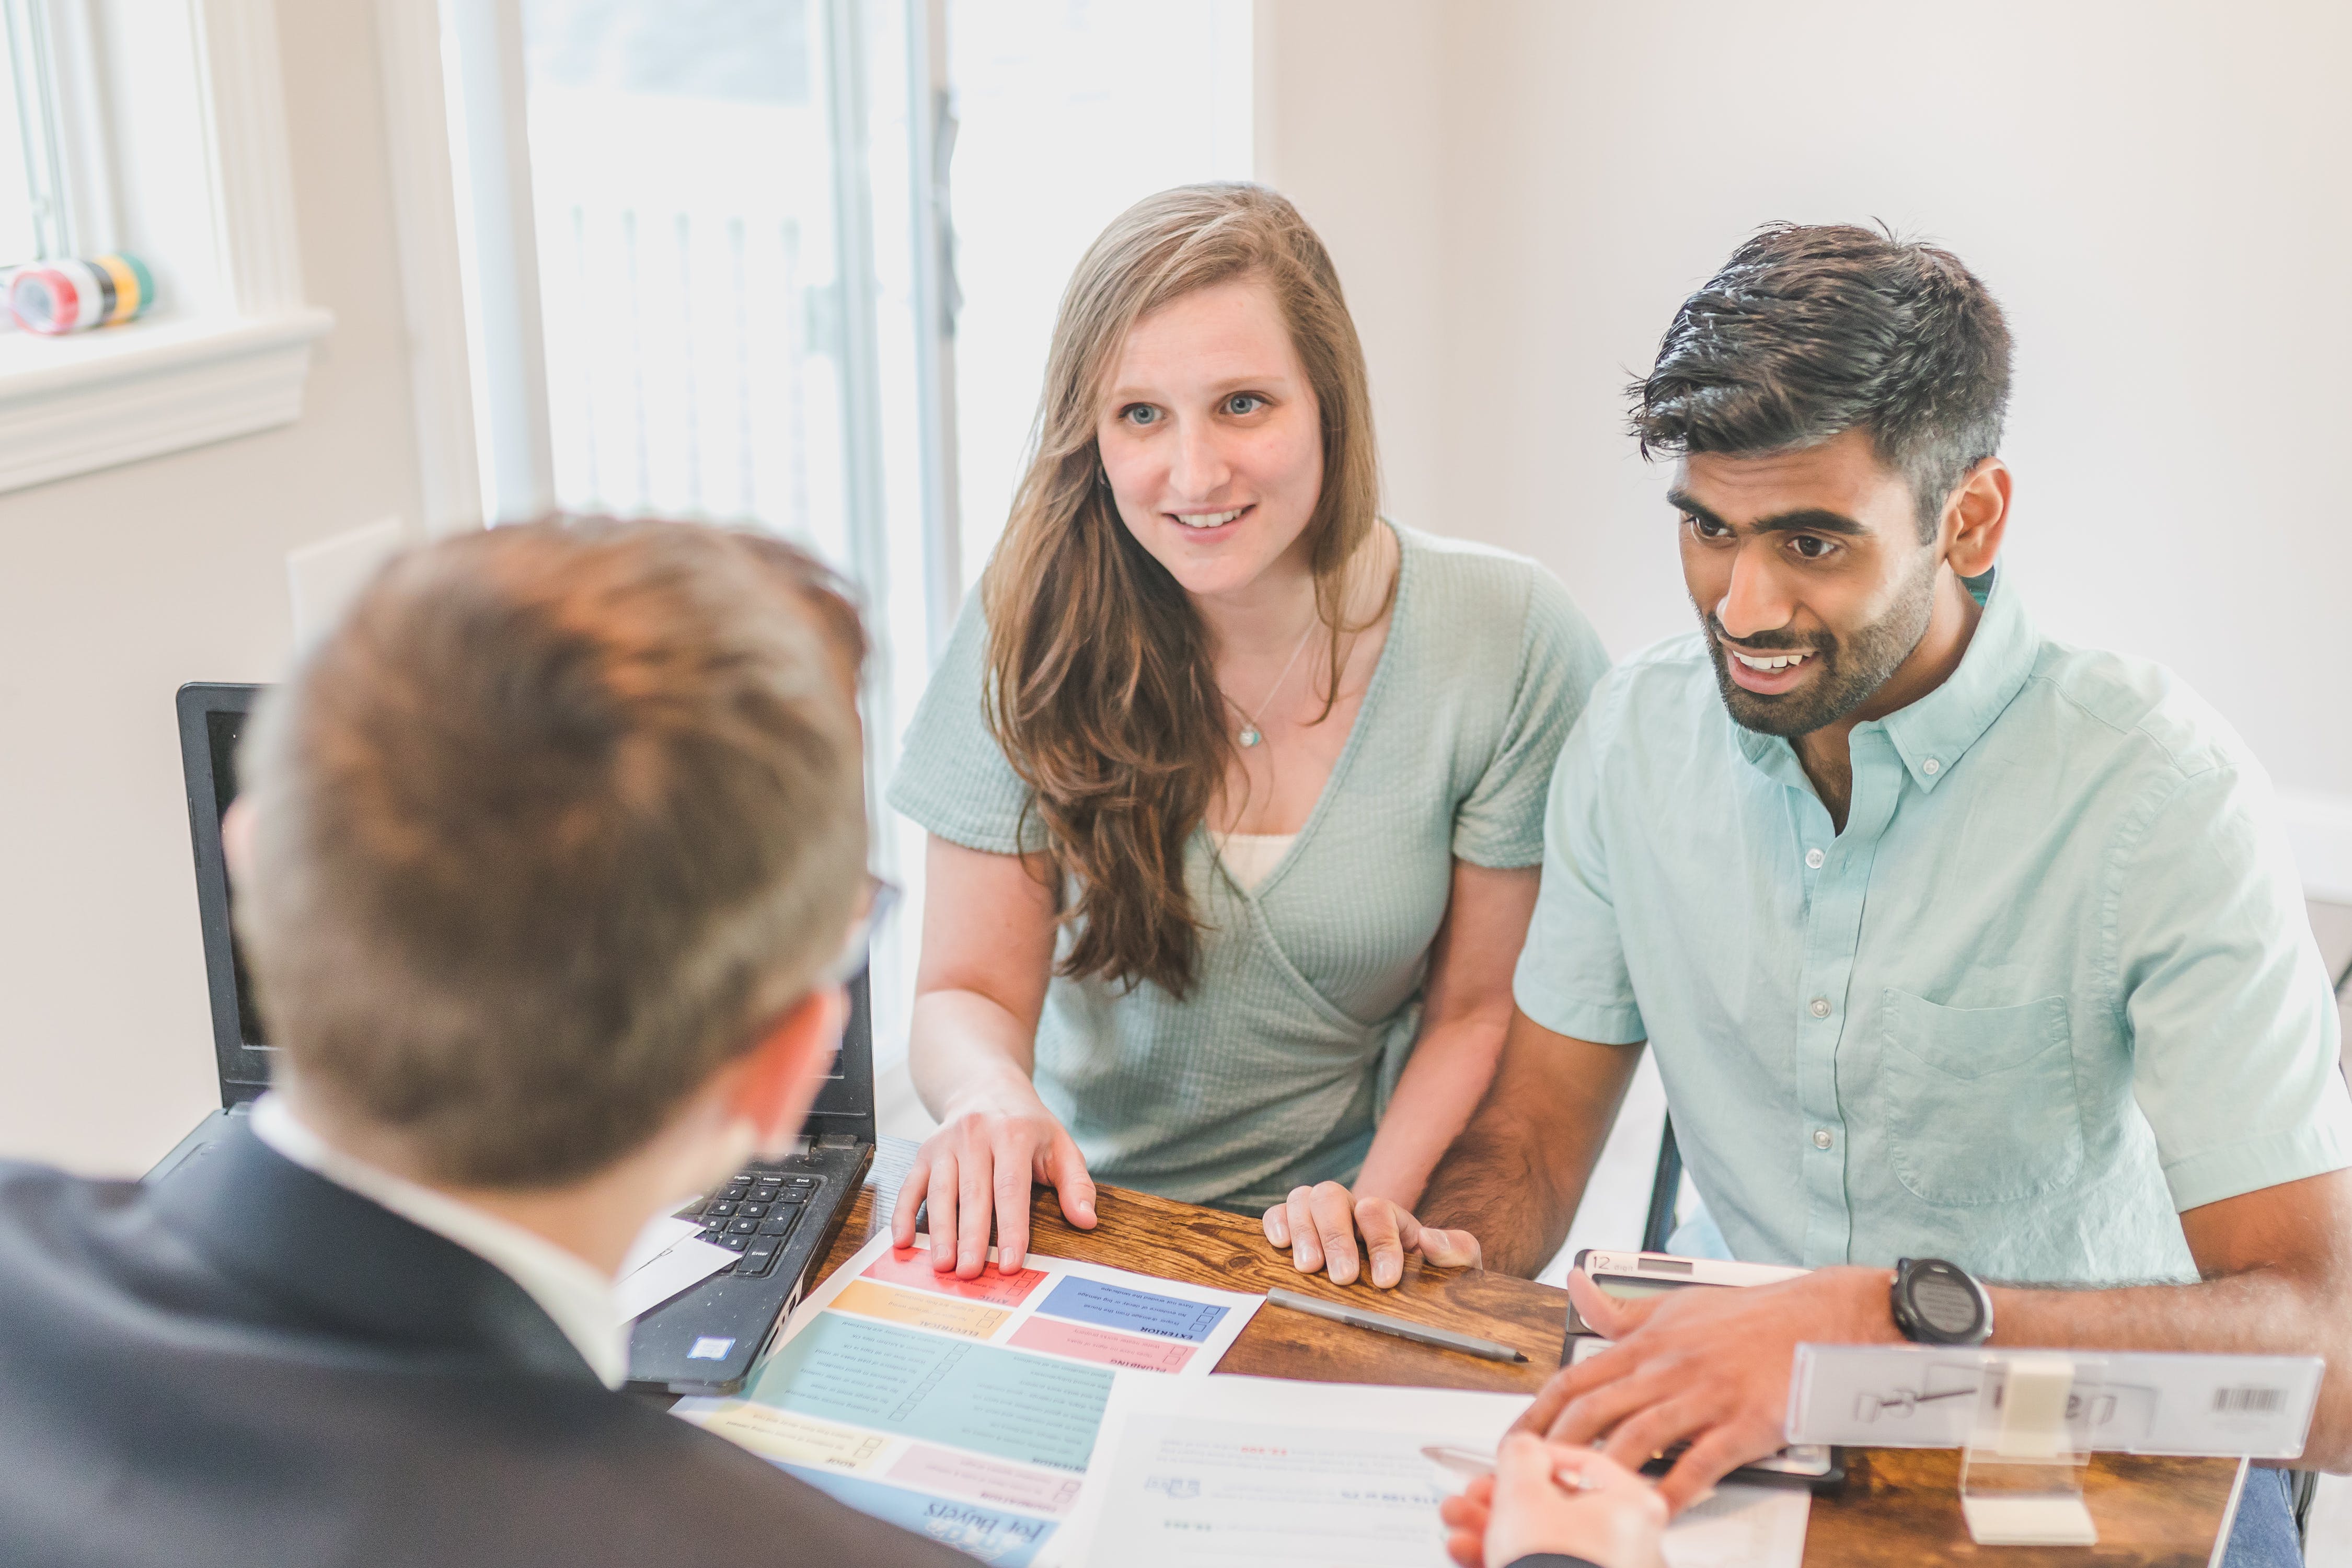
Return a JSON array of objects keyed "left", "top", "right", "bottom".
[{"left": 1674, "top": 427, "right": 1942, "bottom": 737}]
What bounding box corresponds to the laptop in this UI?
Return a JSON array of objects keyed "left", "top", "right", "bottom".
[{"left": 148, "top": 682, "right": 878, "bottom": 1397}]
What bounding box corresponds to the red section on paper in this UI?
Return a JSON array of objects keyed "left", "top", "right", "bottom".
[
  {"left": 1008, "top": 1313, "right": 1197, "bottom": 1372},
  {"left": 861, "top": 1245, "right": 1048, "bottom": 1308}
]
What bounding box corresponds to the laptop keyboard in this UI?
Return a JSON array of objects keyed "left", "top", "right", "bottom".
[{"left": 673, "top": 1169, "right": 823, "bottom": 1279}]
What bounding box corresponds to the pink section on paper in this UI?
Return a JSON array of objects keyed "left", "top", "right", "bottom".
[
  {"left": 861, "top": 1245, "right": 1047, "bottom": 1308},
  {"left": 889, "top": 1444, "right": 1087, "bottom": 1516},
  {"left": 1007, "top": 1313, "right": 1197, "bottom": 1372}
]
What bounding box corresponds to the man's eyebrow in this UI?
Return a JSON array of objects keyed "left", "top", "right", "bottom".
[{"left": 1666, "top": 490, "right": 1870, "bottom": 538}]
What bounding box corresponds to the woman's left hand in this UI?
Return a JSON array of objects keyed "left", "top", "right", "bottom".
[{"left": 1263, "top": 1180, "right": 1484, "bottom": 1287}]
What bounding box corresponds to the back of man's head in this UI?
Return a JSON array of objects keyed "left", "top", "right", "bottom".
[
  {"left": 1630, "top": 222, "right": 2012, "bottom": 537},
  {"left": 235, "top": 520, "right": 868, "bottom": 1187}
]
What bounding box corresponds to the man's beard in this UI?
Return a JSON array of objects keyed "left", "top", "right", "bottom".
[{"left": 1700, "top": 551, "right": 1939, "bottom": 738}]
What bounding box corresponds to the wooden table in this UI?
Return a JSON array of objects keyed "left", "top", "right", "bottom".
[{"left": 815, "top": 1138, "right": 2241, "bottom": 1566}]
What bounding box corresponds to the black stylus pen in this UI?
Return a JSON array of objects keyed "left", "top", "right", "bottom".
[{"left": 1266, "top": 1286, "right": 1529, "bottom": 1363}]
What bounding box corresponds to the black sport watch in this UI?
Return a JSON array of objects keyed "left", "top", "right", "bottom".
[{"left": 1889, "top": 1256, "right": 1993, "bottom": 1345}]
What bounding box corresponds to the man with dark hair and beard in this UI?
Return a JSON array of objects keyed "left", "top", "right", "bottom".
[{"left": 1272, "top": 225, "right": 2352, "bottom": 1566}]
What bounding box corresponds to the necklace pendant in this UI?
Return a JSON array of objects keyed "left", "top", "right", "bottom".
[{"left": 1238, "top": 725, "right": 1262, "bottom": 748}]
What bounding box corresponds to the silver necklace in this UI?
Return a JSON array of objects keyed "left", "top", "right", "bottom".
[{"left": 1228, "top": 619, "right": 1318, "bottom": 748}]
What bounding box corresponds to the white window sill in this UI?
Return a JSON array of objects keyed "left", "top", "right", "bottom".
[{"left": 0, "top": 307, "right": 334, "bottom": 495}]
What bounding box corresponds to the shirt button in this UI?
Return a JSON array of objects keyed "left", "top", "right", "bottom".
[
  {"left": 1922, "top": 757, "right": 1941, "bottom": 775},
  {"left": 1809, "top": 997, "right": 1831, "bottom": 1018},
  {"left": 1805, "top": 848, "right": 1825, "bottom": 869},
  {"left": 1813, "top": 1129, "right": 1834, "bottom": 1150}
]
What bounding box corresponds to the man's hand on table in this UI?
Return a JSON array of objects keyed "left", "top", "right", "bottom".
[
  {"left": 1261, "top": 1181, "right": 1484, "bottom": 1287},
  {"left": 1439, "top": 1436, "right": 1667, "bottom": 1568},
  {"left": 1520, "top": 1264, "right": 1901, "bottom": 1513}
]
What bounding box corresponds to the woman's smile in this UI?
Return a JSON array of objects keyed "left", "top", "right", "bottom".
[{"left": 1169, "top": 503, "right": 1252, "bottom": 533}]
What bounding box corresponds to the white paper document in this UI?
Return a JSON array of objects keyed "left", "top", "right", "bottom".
[
  {"left": 676, "top": 1229, "right": 1262, "bottom": 1566},
  {"left": 1654, "top": 1482, "right": 1811, "bottom": 1568},
  {"left": 614, "top": 1235, "right": 736, "bottom": 1325},
  {"left": 622, "top": 1215, "right": 701, "bottom": 1276},
  {"left": 1056, "top": 1374, "right": 1807, "bottom": 1568}
]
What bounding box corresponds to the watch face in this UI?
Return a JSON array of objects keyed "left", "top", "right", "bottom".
[{"left": 1910, "top": 1265, "right": 1984, "bottom": 1338}]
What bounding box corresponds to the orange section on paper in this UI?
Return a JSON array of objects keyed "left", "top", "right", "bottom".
[{"left": 831, "top": 1277, "right": 1013, "bottom": 1340}]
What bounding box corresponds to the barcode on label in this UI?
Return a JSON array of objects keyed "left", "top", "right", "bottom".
[{"left": 2212, "top": 1387, "right": 2285, "bottom": 1414}]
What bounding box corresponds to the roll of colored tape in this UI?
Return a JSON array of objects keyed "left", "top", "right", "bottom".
[{"left": 8, "top": 252, "right": 155, "bottom": 334}]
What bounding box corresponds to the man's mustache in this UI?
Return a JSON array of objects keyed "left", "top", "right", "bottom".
[{"left": 1705, "top": 615, "right": 1833, "bottom": 656}]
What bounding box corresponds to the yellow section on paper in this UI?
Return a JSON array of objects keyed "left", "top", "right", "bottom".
[
  {"left": 829, "top": 1277, "right": 1013, "bottom": 1340},
  {"left": 698, "top": 1402, "right": 888, "bottom": 1470}
]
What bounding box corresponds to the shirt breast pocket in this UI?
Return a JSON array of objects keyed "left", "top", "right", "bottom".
[{"left": 1879, "top": 988, "right": 2085, "bottom": 1207}]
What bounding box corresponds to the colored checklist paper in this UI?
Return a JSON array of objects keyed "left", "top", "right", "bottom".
[
  {"left": 1033, "top": 1277, "right": 1229, "bottom": 1343},
  {"left": 674, "top": 1230, "right": 1260, "bottom": 1566}
]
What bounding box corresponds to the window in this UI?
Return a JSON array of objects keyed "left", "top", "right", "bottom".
[
  {"left": 435, "top": 0, "right": 947, "bottom": 1063},
  {"left": 521, "top": 1, "right": 850, "bottom": 552},
  {"left": 0, "top": 0, "right": 328, "bottom": 494},
  {"left": 1, "top": 3, "right": 57, "bottom": 273}
]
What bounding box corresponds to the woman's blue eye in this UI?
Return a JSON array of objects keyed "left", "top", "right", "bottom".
[
  {"left": 1122, "top": 404, "right": 1159, "bottom": 425},
  {"left": 1225, "top": 393, "right": 1264, "bottom": 415}
]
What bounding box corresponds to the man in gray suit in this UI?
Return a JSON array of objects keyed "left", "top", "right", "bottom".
[{"left": 0, "top": 521, "right": 964, "bottom": 1567}]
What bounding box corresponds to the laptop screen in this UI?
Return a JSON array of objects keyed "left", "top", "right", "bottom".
[
  {"left": 178, "top": 684, "right": 272, "bottom": 1104},
  {"left": 203, "top": 707, "right": 269, "bottom": 1051}
]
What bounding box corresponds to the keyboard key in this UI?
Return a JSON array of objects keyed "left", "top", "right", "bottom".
[
  {"left": 739, "top": 1202, "right": 769, "bottom": 1218},
  {"left": 714, "top": 1233, "right": 750, "bottom": 1252},
  {"left": 706, "top": 1200, "right": 738, "bottom": 1217},
  {"left": 728, "top": 1218, "right": 760, "bottom": 1235},
  {"left": 736, "top": 1251, "right": 777, "bottom": 1277},
  {"left": 722, "top": 1185, "right": 751, "bottom": 1202},
  {"left": 757, "top": 1215, "right": 797, "bottom": 1236}
]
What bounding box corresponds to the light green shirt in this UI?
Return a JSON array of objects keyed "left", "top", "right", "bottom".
[
  {"left": 891, "top": 523, "right": 1611, "bottom": 1210},
  {"left": 1516, "top": 569, "right": 2352, "bottom": 1283}
]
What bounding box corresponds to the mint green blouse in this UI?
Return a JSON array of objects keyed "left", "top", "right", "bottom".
[{"left": 888, "top": 524, "right": 1611, "bottom": 1210}]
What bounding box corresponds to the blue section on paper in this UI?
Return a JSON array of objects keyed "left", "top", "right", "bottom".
[
  {"left": 779, "top": 1465, "right": 1057, "bottom": 1566},
  {"left": 1034, "top": 1276, "right": 1231, "bottom": 1343},
  {"left": 744, "top": 1313, "right": 1112, "bottom": 1471}
]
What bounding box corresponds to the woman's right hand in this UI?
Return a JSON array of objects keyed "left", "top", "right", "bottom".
[{"left": 890, "top": 1090, "right": 1097, "bottom": 1276}]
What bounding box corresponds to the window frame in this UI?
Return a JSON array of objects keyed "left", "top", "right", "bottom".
[{"left": 0, "top": 0, "right": 330, "bottom": 496}]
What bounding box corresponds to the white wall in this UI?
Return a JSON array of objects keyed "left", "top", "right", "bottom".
[
  {"left": 1262, "top": 0, "right": 2352, "bottom": 850},
  {"left": 0, "top": 0, "right": 423, "bottom": 1174}
]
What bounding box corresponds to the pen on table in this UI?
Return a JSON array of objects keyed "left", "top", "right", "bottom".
[{"left": 1264, "top": 1286, "right": 1528, "bottom": 1363}]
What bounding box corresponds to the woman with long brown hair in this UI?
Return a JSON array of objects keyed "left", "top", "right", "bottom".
[{"left": 887, "top": 184, "right": 1609, "bottom": 1285}]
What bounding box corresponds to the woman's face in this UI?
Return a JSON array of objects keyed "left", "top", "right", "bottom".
[{"left": 1094, "top": 277, "right": 1325, "bottom": 604}]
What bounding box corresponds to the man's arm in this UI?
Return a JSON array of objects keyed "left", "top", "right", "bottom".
[
  {"left": 1408, "top": 1009, "right": 1643, "bottom": 1279},
  {"left": 1527, "top": 1165, "right": 2352, "bottom": 1510},
  {"left": 1993, "top": 1168, "right": 2352, "bottom": 1469}
]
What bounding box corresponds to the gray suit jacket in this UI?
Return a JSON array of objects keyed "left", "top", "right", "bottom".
[{"left": 0, "top": 1125, "right": 966, "bottom": 1566}]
